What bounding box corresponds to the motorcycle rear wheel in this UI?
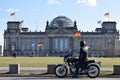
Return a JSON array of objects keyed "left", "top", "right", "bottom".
[
  {"left": 54, "top": 65, "right": 68, "bottom": 78},
  {"left": 87, "top": 64, "right": 100, "bottom": 78}
]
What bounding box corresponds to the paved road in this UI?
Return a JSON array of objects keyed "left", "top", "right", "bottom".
[
  {"left": 0, "top": 67, "right": 115, "bottom": 80},
  {"left": 0, "top": 77, "right": 119, "bottom": 80},
  {"left": 0, "top": 67, "right": 113, "bottom": 71}
]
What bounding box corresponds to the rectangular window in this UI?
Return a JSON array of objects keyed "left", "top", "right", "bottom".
[
  {"left": 12, "top": 46, "right": 15, "bottom": 51},
  {"left": 54, "top": 38, "right": 69, "bottom": 51},
  {"left": 60, "top": 38, "right": 64, "bottom": 51},
  {"left": 4, "top": 39, "right": 7, "bottom": 50},
  {"left": 54, "top": 38, "right": 59, "bottom": 50},
  {"left": 11, "top": 38, "right": 15, "bottom": 42},
  {"left": 64, "top": 38, "right": 68, "bottom": 49},
  {"left": 21, "top": 44, "right": 25, "bottom": 51}
]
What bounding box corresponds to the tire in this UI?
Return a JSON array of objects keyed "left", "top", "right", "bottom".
[
  {"left": 54, "top": 65, "right": 68, "bottom": 78},
  {"left": 87, "top": 64, "right": 100, "bottom": 78}
]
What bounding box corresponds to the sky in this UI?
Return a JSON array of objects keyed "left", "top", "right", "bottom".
[{"left": 0, "top": 0, "right": 120, "bottom": 48}]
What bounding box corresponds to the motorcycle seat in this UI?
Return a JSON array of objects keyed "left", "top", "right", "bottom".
[
  {"left": 87, "top": 60, "right": 95, "bottom": 63},
  {"left": 69, "top": 58, "right": 79, "bottom": 62}
]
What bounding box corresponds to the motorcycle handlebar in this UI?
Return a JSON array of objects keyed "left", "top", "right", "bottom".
[{"left": 64, "top": 53, "right": 72, "bottom": 57}]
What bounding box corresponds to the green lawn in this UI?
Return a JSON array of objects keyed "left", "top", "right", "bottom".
[
  {"left": 0, "top": 57, "right": 63, "bottom": 67},
  {"left": 89, "top": 57, "right": 120, "bottom": 68},
  {"left": 0, "top": 57, "right": 120, "bottom": 67}
]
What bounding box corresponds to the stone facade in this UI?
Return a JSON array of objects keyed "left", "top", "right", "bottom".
[{"left": 3, "top": 16, "right": 119, "bottom": 57}]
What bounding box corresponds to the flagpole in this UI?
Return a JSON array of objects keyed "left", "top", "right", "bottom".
[
  {"left": 104, "top": 12, "right": 110, "bottom": 22},
  {"left": 10, "top": 12, "right": 15, "bottom": 21},
  {"left": 14, "top": 12, "right": 16, "bottom": 21},
  {"left": 108, "top": 15, "right": 110, "bottom": 22},
  {"left": 36, "top": 19, "right": 38, "bottom": 32},
  {"left": 14, "top": 15, "right": 15, "bottom": 21},
  {"left": 97, "top": 20, "right": 102, "bottom": 27}
]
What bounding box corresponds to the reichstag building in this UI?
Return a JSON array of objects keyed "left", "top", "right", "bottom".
[{"left": 3, "top": 16, "right": 119, "bottom": 57}]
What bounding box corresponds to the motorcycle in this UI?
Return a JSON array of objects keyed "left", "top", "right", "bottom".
[{"left": 54, "top": 54, "right": 101, "bottom": 78}]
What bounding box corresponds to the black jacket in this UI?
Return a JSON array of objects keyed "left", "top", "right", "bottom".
[{"left": 79, "top": 47, "right": 87, "bottom": 61}]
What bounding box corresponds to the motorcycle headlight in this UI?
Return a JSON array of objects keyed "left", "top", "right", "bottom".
[{"left": 95, "top": 60, "right": 102, "bottom": 67}]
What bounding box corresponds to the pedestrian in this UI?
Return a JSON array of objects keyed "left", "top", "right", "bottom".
[{"left": 13, "top": 53, "right": 16, "bottom": 58}]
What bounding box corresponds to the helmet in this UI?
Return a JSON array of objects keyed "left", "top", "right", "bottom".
[{"left": 80, "top": 41, "right": 87, "bottom": 47}]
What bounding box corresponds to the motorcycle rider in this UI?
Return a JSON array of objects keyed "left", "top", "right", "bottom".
[{"left": 72, "top": 40, "right": 89, "bottom": 78}]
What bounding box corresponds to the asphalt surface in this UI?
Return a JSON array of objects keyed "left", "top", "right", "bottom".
[
  {"left": 0, "top": 67, "right": 120, "bottom": 79},
  {"left": 0, "top": 77, "right": 120, "bottom": 80}
]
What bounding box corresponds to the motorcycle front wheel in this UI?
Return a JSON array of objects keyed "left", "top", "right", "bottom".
[
  {"left": 54, "top": 65, "right": 68, "bottom": 78},
  {"left": 87, "top": 64, "right": 100, "bottom": 78}
]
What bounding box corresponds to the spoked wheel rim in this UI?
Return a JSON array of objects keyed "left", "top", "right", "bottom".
[
  {"left": 55, "top": 65, "right": 67, "bottom": 77},
  {"left": 87, "top": 65, "right": 100, "bottom": 78}
]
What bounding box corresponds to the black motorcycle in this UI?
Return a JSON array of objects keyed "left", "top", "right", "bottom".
[{"left": 54, "top": 54, "right": 101, "bottom": 78}]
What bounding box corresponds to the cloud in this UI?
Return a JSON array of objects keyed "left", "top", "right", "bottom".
[
  {"left": 48, "top": 0, "right": 60, "bottom": 5},
  {"left": 76, "top": 0, "right": 97, "bottom": 7},
  {"left": 6, "top": 8, "right": 19, "bottom": 12}
]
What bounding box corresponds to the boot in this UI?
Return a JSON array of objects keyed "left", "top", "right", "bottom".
[
  {"left": 72, "top": 71, "right": 78, "bottom": 78},
  {"left": 72, "top": 73, "right": 78, "bottom": 78}
]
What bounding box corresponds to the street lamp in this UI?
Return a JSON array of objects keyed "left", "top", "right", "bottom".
[{"left": 38, "top": 42, "right": 42, "bottom": 56}]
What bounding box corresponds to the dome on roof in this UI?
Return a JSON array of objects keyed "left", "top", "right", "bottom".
[{"left": 50, "top": 16, "right": 74, "bottom": 27}]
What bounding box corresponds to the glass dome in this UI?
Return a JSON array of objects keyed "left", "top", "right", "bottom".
[{"left": 50, "top": 16, "right": 74, "bottom": 27}]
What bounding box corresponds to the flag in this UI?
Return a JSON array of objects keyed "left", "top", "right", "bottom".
[
  {"left": 10, "top": 13, "right": 15, "bottom": 16},
  {"left": 38, "top": 43, "right": 42, "bottom": 47},
  {"left": 97, "top": 20, "right": 102, "bottom": 24},
  {"left": 75, "top": 31, "right": 81, "bottom": 36},
  {"left": 32, "top": 43, "right": 34, "bottom": 47},
  {"left": 104, "top": 13, "right": 110, "bottom": 21},
  {"left": 73, "top": 31, "right": 81, "bottom": 38},
  {"left": 104, "top": 13, "right": 109, "bottom": 16}
]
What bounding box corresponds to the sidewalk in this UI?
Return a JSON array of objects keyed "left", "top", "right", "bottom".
[
  {"left": 0, "top": 67, "right": 119, "bottom": 78},
  {"left": 0, "top": 67, "right": 47, "bottom": 71},
  {"left": 0, "top": 67, "right": 113, "bottom": 71}
]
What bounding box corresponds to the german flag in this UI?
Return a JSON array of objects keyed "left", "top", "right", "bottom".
[
  {"left": 10, "top": 13, "right": 15, "bottom": 16},
  {"left": 104, "top": 13, "right": 109, "bottom": 17},
  {"left": 38, "top": 43, "right": 42, "bottom": 47},
  {"left": 73, "top": 31, "right": 81, "bottom": 38}
]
